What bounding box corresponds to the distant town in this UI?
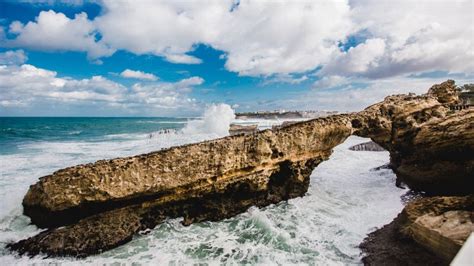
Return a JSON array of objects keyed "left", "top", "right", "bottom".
[{"left": 235, "top": 110, "right": 339, "bottom": 120}]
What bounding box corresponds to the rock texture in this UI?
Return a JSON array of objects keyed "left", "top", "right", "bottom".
[
  {"left": 11, "top": 115, "right": 354, "bottom": 257},
  {"left": 8, "top": 80, "right": 474, "bottom": 257},
  {"left": 401, "top": 196, "right": 474, "bottom": 261},
  {"left": 228, "top": 124, "right": 258, "bottom": 135},
  {"left": 361, "top": 195, "right": 474, "bottom": 265},
  {"left": 360, "top": 213, "right": 447, "bottom": 266},
  {"left": 353, "top": 80, "right": 473, "bottom": 195}
]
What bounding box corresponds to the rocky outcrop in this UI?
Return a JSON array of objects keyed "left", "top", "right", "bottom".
[
  {"left": 349, "top": 141, "right": 385, "bottom": 151},
  {"left": 10, "top": 115, "right": 354, "bottom": 257},
  {"left": 8, "top": 80, "right": 473, "bottom": 257},
  {"left": 361, "top": 195, "right": 473, "bottom": 265},
  {"left": 352, "top": 80, "right": 473, "bottom": 195},
  {"left": 228, "top": 124, "right": 258, "bottom": 135},
  {"left": 401, "top": 196, "right": 474, "bottom": 261}
]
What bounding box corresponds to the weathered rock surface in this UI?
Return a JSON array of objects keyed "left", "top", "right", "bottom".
[
  {"left": 9, "top": 80, "right": 474, "bottom": 257},
  {"left": 228, "top": 124, "right": 258, "bottom": 135},
  {"left": 361, "top": 195, "right": 474, "bottom": 265},
  {"left": 401, "top": 196, "right": 474, "bottom": 261},
  {"left": 360, "top": 213, "right": 446, "bottom": 266},
  {"left": 353, "top": 80, "right": 473, "bottom": 195}
]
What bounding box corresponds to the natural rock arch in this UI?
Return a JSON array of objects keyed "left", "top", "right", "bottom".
[{"left": 8, "top": 80, "right": 473, "bottom": 257}]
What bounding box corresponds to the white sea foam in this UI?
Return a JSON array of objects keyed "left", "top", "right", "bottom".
[
  {"left": 182, "top": 104, "right": 235, "bottom": 137},
  {"left": 0, "top": 122, "right": 406, "bottom": 265}
]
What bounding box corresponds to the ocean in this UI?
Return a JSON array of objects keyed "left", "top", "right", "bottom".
[{"left": 0, "top": 111, "right": 407, "bottom": 265}]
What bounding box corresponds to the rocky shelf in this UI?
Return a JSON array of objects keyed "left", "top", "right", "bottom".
[{"left": 7, "top": 80, "right": 473, "bottom": 260}]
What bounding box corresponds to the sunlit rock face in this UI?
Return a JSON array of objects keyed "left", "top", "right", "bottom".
[
  {"left": 9, "top": 80, "right": 473, "bottom": 257},
  {"left": 353, "top": 80, "right": 473, "bottom": 195}
]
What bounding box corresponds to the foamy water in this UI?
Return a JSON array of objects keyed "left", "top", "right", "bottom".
[{"left": 0, "top": 108, "right": 407, "bottom": 265}]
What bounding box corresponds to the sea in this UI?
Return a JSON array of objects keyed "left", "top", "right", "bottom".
[{"left": 0, "top": 106, "right": 407, "bottom": 265}]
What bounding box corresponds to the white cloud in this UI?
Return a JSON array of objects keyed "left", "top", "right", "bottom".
[
  {"left": 2, "top": 0, "right": 473, "bottom": 81},
  {"left": 322, "top": 38, "right": 386, "bottom": 76},
  {"left": 176, "top": 76, "right": 204, "bottom": 88},
  {"left": 120, "top": 69, "right": 158, "bottom": 81},
  {"left": 6, "top": 10, "right": 114, "bottom": 59},
  {"left": 329, "top": 0, "right": 474, "bottom": 78},
  {"left": 0, "top": 50, "right": 28, "bottom": 65},
  {"left": 263, "top": 73, "right": 309, "bottom": 85},
  {"left": 313, "top": 75, "right": 347, "bottom": 89},
  {"left": 0, "top": 64, "right": 203, "bottom": 113},
  {"left": 247, "top": 76, "right": 474, "bottom": 113},
  {"left": 208, "top": 0, "right": 353, "bottom": 76}
]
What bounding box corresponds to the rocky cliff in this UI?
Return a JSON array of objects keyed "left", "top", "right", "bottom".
[
  {"left": 8, "top": 80, "right": 473, "bottom": 258},
  {"left": 353, "top": 80, "right": 473, "bottom": 194}
]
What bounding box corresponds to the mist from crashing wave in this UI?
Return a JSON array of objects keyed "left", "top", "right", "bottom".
[{"left": 182, "top": 104, "right": 235, "bottom": 138}]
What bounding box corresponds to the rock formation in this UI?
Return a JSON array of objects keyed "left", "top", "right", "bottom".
[
  {"left": 401, "top": 196, "right": 474, "bottom": 261},
  {"left": 10, "top": 115, "right": 355, "bottom": 257},
  {"left": 360, "top": 195, "right": 473, "bottom": 265},
  {"left": 8, "top": 80, "right": 473, "bottom": 258},
  {"left": 352, "top": 80, "right": 473, "bottom": 195},
  {"left": 228, "top": 124, "right": 258, "bottom": 135},
  {"left": 348, "top": 141, "right": 385, "bottom": 151}
]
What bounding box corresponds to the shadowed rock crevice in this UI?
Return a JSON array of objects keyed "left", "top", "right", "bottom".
[{"left": 8, "top": 80, "right": 473, "bottom": 257}]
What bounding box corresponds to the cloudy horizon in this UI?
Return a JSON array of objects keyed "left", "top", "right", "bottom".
[{"left": 0, "top": 0, "right": 473, "bottom": 116}]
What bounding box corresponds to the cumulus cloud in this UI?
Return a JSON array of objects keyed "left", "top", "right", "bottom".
[
  {"left": 2, "top": 0, "right": 473, "bottom": 81},
  {"left": 322, "top": 38, "right": 386, "bottom": 76},
  {"left": 0, "top": 50, "right": 28, "bottom": 65},
  {"left": 120, "top": 69, "right": 158, "bottom": 81},
  {"left": 325, "top": 0, "right": 474, "bottom": 78},
  {"left": 313, "top": 75, "right": 347, "bottom": 89},
  {"left": 248, "top": 76, "right": 474, "bottom": 113},
  {"left": 0, "top": 64, "right": 203, "bottom": 113},
  {"left": 6, "top": 10, "right": 114, "bottom": 59}
]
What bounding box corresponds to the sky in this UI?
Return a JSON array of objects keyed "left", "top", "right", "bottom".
[{"left": 0, "top": 0, "right": 473, "bottom": 117}]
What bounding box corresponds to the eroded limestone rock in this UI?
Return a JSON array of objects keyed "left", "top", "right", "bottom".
[
  {"left": 353, "top": 80, "right": 473, "bottom": 194},
  {"left": 401, "top": 196, "right": 474, "bottom": 261},
  {"left": 9, "top": 80, "right": 473, "bottom": 257}
]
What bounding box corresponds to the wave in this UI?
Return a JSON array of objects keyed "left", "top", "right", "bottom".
[{"left": 182, "top": 104, "right": 235, "bottom": 137}]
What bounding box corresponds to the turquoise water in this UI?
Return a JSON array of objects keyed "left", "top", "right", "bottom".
[
  {"left": 0, "top": 117, "right": 190, "bottom": 154},
  {"left": 0, "top": 116, "right": 406, "bottom": 265}
]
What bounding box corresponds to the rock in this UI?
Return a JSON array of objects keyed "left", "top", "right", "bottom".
[
  {"left": 400, "top": 196, "right": 474, "bottom": 261},
  {"left": 271, "top": 121, "right": 300, "bottom": 130},
  {"left": 13, "top": 115, "right": 354, "bottom": 257},
  {"left": 349, "top": 141, "right": 385, "bottom": 151},
  {"left": 361, "top": 195, "right": 473, "bottom": 265},
  {"left": 228, "top": 124, "right": 258, "bottom": 135},
  {"left": 353, "top": 80, "right": 474, "bottom": 195},
  {"left": 360, "top": 213, "right": 446, "bottom": 266},
  {"left": 9, "top": 80, "right": 473, "bottom": 257},
  {"left": 427, "top": 79, "right": 460, "bottom": 105}
]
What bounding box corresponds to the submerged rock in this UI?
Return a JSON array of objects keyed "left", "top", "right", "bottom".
[
  {"left": 349, "top": 141, "right": 385, "bottom": 151},
  {"left": 9, "top": 80, "right": 474, "bottom": 257}
]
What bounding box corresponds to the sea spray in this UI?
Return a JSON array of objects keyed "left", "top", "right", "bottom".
[{"left": 182, "top": 104, "right": 235, "bottom": 137}]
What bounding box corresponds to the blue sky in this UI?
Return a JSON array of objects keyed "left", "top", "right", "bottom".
[{"left": 0, "top": 0, "right": 472, "bottom": 116}]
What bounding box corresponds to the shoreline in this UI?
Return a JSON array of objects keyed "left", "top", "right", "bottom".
[{"left": 360, "top": 213, "right": 447, "bottom": 266}]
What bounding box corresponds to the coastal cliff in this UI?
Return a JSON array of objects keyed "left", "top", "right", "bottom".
[{"left": 8, "top": 80, "right": 473, "bottom": 258}]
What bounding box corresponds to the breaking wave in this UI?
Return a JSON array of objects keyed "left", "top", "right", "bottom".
[{"left": 182, "top": 104, "right": 235, "bottom": 138}]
